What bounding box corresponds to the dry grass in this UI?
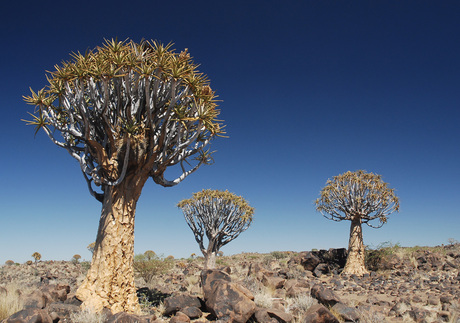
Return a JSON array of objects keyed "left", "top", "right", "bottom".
[
  {"left": 69, "top": 307, "right": 107, "bottom": 323},
  {"left": 286, "top": 294, "right": 316, "bottom": 322},
  {"left": 0, "top": 283, "right": 25, "bottom": 320}
]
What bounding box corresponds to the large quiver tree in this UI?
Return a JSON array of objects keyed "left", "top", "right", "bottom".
[
  {"left": 315, "top": 170, "right": 399, "bottom": 276},
  {"left": 23, "top": 39, "right": 224, "bottom": 313},
  {"left": 178, "top": 189, "right": 254, "bottom": 269}
]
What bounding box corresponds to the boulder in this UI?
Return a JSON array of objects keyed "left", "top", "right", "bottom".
[
  {"left": 303, "top": 304, "right": 339, "bottom": 323},
  {"left": 310, "top": 285, "right": 341, "bottom": 307},
  {"left": 202, "top": 269, "right": 256, "bottom": 322},
  {"left": 4, "top": 308, "right": 53, "bottom": 323},
  {"left": 254, "top": 308, "right": 279, "bottom": 323},
  {"left": 313, "top": 264, "right": 329, "bottom": 278},
  {"left": 261, "top": 274, "right": 285, "bottom": 289},
  {"left": 47, "top": 303, "right": 80, "bottom": 320},
  {"left": 163, "top": 294, "right": 202, "bottom": 316},
  {"left": 300, "top": 252, "right": 321, "bottom": 271},
  {"left": 331, "top": 303, "right": 360, "bottom": 322},
  {"left": 254, "top": 307, "right": 293, "bottom": 323},
  {"left": 180, "top": 306, "right": 203, "bottom": 319},
  {"left": 201, "top": 269, "right": 232, "bottom": 296},
  {"left": 169, "top": 311, "right": 191, "bottom": 323}
]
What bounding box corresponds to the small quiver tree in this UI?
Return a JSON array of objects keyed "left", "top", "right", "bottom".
[
  {"left": 32, "top": 252, "right": 41, "bottom": 263},
  {"left": 178, "top": 189, "right": 254, "bottom": 269},
  {"left": 315, "top": 170, "right": 399, "bottom": 276},
  {"left": 23, "top": 39, "right": 224, "bottom": 313}
]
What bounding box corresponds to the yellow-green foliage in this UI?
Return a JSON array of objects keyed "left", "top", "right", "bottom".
[
  {"left": 316, "top": 170, "right": 399, "bottom": 227},
  {"left": 178, "top": 189, "right": 255, "bottom": 222},
  {"left": 31, "top": 252, "right": 41, "bottom": 262}
]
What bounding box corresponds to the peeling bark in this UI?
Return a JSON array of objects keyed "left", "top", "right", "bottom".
[
  {"left": 76, "top": 172, "right": 149, "bottom": 314},
  {"left": 342, "top": 217, "right": 368, "bottom": 276},
  {"left": 205, "top": 251, "right": 217, "bottom": 269}
]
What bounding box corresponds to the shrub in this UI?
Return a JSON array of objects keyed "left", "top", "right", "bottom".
[
  {"left": 25, "top": 260, "right": 33, "bottom": 265},
  {"left": 270, "top": 251, "right": 288, "bottom": 260},
  {"left": 69, "top": 307, "right": 107, "bottom": 323},
  {"left": 133, "top": 252, "right": 174, "bottom": 283},
  {"left": 4, "top": 260, "right": 14, "bottom": 266},
  {"left": 0, "top": 284, "right": 24, "bottom": 320}
]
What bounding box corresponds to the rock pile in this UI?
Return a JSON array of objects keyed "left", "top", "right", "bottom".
[{"left": 1, "top": 244, "right": 459, "bottom": 322}]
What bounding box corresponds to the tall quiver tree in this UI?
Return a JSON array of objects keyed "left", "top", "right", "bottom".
[
  {"left": 23, "top": 39, "right": 224, "bottom": 313},
  {"left": 178, "top": 189, "right": 254, "bottom": 269},
  {"left": 315, "top": 170, "right": 399, "bottom": 276}
]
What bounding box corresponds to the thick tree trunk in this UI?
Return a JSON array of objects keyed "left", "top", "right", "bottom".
[
  {"left": 342, "top": 216, "right": 368, "bottom": 276},
  {"left": 205, "top": 251, "right": 217, "bottom": 269},
  {"left": 76, "top": 173, "right": 148, "bottom": 314}
]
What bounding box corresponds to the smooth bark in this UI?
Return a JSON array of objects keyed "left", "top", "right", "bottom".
[
  {"left": 76, "top": 172, "right": 148, "bottom": 313},
  {"left": 342, "top": 216, "right": 368, "bottom": 276}
]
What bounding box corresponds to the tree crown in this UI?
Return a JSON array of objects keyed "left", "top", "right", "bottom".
[
  {"left": 24, "top": 38, "right": 225, "bottom": 200},
  {"left": 315, "top": 170, "right": 399, "bottom": 228},
  {"left": 178, "top": 189, "right": 255, "bottom": 221},
  {"left": 177, "top": 189, "right": 254, "bottom": 252}
]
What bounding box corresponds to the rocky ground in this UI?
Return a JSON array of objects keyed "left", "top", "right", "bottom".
[{"left": 0, "top": 243, "right": 459, "bottom": 322}]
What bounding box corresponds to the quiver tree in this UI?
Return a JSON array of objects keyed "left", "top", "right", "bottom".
[
  {"left": 31, "top": 252, "right": 41, "bottom": 263},
  {"left": 23, "top": 39, "right": 224, "bottom": 313},
  {"left": 315, "top": 170, "right": 399, "bottom": 276},
  {"left": 177, "top": 189, "right": 254, "bottom": 269}
]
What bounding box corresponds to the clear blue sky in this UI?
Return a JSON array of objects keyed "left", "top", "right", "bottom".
[{"left": 1, "top": 1, "right": 459, "bottom": 264}]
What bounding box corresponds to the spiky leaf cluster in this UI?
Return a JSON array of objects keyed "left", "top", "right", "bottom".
[
  {"left": 178, "top": 189, "right": 254, "bottom": 252},
  {"left": 315, "top": 170, "right": 399, "bottom": 228},
  {"left": 24, "top": 39, "right": 224, "bottom": 201}
]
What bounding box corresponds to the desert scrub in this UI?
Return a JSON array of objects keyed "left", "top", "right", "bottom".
[
  {"left": 270, "top": 251, "right": 288, "bottom": 260},
  {"left": 134, "top": 252, "right": 174, "bottom": 284},
  {"left": 69, "top": 307, "right": 107, "bottom": 323},
  {"left": 286, "top": 294, "right": 315, "bottom": 321},
  {"left": 0, "top": 284, "right": 24, "bottom": 320}
]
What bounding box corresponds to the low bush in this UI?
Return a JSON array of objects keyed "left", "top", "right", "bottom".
[
  {"left": 133, "top": 252, "right": 174, "bottom": 283},
  {"left": 0, "top": 284, "right": 24, "bottom": 320}
]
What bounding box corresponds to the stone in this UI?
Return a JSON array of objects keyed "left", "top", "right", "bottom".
[
  {"left": 180, "top": 306, "right": 203, "bottom": 319},
  {"left": 254, "top": 308, "right": 278, "bottom": 323},
  {"left": 202, "top": 269, "right": 256, "bottom": 323},
  {"left": 266, "top": 308, "right": 293, "bottom": 322},
  {"left": 300, "top": 252, "right": 321, "bottom": 271},
  {"left": 313, "top": 263, "right": 329, "bottom": 278},
  {"left": 310, "top": 284, "right": 341, "bottom": 307},
  {"left": 201, "top": 269, "right": 232, "bottom": 296},
  {"left": 170, "top": 311, "right": 191, "bottom": 323},
  {"left": 262, "top": 274, "right": 286, "bottom": 289},
  {"left": 47, "top": 303, "right": 80, "bottom": 320},
  {"left": 331, "top": 303, "right": 360, "bottom": 322},
  {"left": 4, "top": 308, "right": 53, "bottom": 323},
  {"left": 303, "top": 304, "right": 340, "bottom": 323},
  {"left": 23, "top": 290, "right": 47, "bottom": 309},
  {"left": 163, "top": 294, "right": 202, "bottom": 316}
]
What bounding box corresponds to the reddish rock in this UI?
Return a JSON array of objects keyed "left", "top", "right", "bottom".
[
  {"left": 163, "top": 294, "right": 202, "bottom": 316},
  {"left": 310, "top": 284, "right": 341, "bottom": 307},
  {"left": 180, "top": 306, "right": 203, "bottom": 319},
  {"left": 170, "top": 311, "right": 191, "bottom": 323},
  {"left": 4, "top": 308, "right": 53, "bottom": 323},
  {"left": 202, "top": 269, "right": 256, "bottom": 322},
  {"left": 262, "top": 274, "right": 285, "bottom": 289},
  {"left": 331, "top": 303, "right": 360, "bottom": 322},
  {"left": 303, "top": 304, "right": 339, "bottom": 323}
]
